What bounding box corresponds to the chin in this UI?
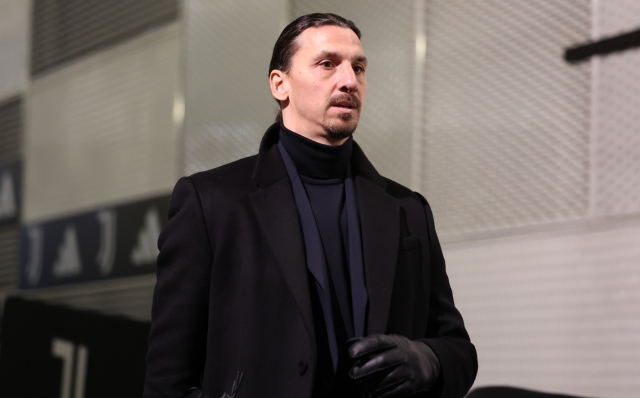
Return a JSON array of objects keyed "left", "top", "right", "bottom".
[{"left": 322, "top": 117, "right": 359, "bottom": 140}]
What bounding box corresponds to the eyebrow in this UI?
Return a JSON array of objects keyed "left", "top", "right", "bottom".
[{"left": 316, "top": 51, "right": 368, "bottom": 65}]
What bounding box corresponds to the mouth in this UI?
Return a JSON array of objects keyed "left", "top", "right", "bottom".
[{"left": 331, "top": 101, "right": 357, "bottom": 111}]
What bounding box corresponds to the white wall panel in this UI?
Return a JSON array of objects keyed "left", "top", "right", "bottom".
[
  {"left": 445, "top": 219, "right": 640, "bottom": 397},
  {"left": 24, "top": 24, "right": 181, "bottom": 222},
  {"left": 0, "top": 0, "right": 29, "bottom": 100},
  {"left": 595, "top": 0, "right": 640, "bottom": 38},
  {"left": 422, "top": 1, "right": 592, "bottom": 238},
  {"left": 182, "top": 0, "right": 288, "bottom": 175},
  {"left": 592, "top": 1, "right": 640, "bottom": 216}
]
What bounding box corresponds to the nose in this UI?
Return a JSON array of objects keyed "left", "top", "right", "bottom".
[{"left": 338, "top": 63, "right": 358, "bottom": 94}]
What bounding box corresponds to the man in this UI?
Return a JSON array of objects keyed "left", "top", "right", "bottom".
[{"left": 144, "top": 13, "right": 477, "bottom": 398}]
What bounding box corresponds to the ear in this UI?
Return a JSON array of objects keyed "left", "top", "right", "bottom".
[{"left": 269, "top": 69, "right": 289, "bottom": 103}]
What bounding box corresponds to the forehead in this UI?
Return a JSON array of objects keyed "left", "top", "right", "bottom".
[{"left": 294, "top": 25, "right": 364, "bottom": 59}]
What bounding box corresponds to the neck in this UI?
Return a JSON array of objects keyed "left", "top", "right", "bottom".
[{"left": 279, "top": 119, "right": 352, "bottom": 179}]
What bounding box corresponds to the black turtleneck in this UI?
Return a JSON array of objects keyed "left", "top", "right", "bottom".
[
  {"left": 278, "top": 122, "right": 352, "bottom": 179},
  {"left": 279, "top": 121, "right": 356, "bottom": 376}
]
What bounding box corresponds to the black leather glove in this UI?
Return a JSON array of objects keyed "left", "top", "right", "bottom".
[{"left": 347, "top": 334, "right": 441, "bottom": 398}]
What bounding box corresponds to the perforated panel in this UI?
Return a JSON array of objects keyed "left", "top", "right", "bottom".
[
  {"left": 592, "top": 1, "right": 640, "bottom": 216},
  {"left": 182, "top": 0, "right": 288, "bottom": 175},
  {"left": 292, "top": 1, "right": 417, "bottom": 188},
  {"left": 0, "top": 98, "right": 22, "bottom": 310},
  {"left": 0, "top": 97, "right": 21, "bottom": 163},
  {"left": 421, "top": 0, "right": 592, "bottom": 238},
  {"left": 445, "top": 219, "right": 640, "bottom": 398},
  {"left": 24, "top": 24, "right": 181, "bottom": 222},
  {"left": 596, "top": 0, "right": 640, "bottom": 38},
  {"left": 31, "top": 0, "right": 178, "bottom": 76},
  {"left": 19, "top": 274, "right": 155, "bottom": 321},
  {"left": 0, "top": 0, "right": 29, "bottom": 100},
  {"left": 0, "top": 224, "right": 18, "bottom": 293}
]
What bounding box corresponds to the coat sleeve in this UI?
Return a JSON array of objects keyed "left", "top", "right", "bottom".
[
  {"left": 416, "top": 193, "right": 478, "bottom": 398},
  {"left": 144, "top": 177, "right": 213, "bottom": 398}
]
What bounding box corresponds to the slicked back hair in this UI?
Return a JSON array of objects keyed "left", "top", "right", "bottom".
[{"left": 269, "top": 13, "right": 361, "bottom": 119}]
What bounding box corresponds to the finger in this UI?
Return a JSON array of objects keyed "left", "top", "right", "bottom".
[
  {"left": 348, "top": 334, "right": 398, "bottom": 359},
  {"left": 373, "top": 378, "right": 413, "bottom": 398},
  {"left": 349, "top": 346, "right": 406, "bottom": 380},
  {"left": 357, "top": 357, "right": 410, "bottom": 393},
  {"left": 374, "top": 362, "right": 411, "bottom": 391},
  {"left": 355, "top": 367, "right": 388, "bottom": 394}
]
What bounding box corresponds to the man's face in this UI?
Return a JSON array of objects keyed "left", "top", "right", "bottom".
[{"left": 278, "top": 25, "right": 368, "bottom": 144}]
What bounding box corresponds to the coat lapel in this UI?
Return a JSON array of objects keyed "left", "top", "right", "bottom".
[
  {"left": 249, "top": 125, "right": 401, "bottom": 343},
  {"left": 351, "top": 143, "right": 400, "bottom": 335},
  {"left": 250, "top": 123, "right": 315, "bottom": 348}
]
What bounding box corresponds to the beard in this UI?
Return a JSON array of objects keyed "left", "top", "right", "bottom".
[
  {"left": 322, "top": 113, "right": 359, "bottom": 140},
  {"left": 321, "top": 94, "right": 362, "bottom": 140}
]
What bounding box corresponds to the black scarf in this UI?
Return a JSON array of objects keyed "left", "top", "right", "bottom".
[{"left": 277, "top": 131, "right": 367, "bottom": 372}]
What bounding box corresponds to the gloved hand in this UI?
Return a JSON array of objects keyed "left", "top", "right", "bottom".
[{"left": 347, "top": 334, "right": 441, "bottom": 398}]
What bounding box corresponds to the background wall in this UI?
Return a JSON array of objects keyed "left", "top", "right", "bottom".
[{"left": 0, "top": 0, "right": 639, "bottom": 396}]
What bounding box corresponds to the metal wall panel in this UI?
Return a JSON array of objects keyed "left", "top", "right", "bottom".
[
  {"left": 20, "top": 274, "right": 155, "bottom": 321},
  {"left": 292, "top": 1, "right": 417, "bottom": 188},
  {"left": 0, "top": 224, "right": 19, "bottom": 294},
  {"left": 444, "top": 219, "right": 640, "bottom": 397},
  {"left": 596, "top": 0, "right": 640, "bottom": 38},
  {"left": 0, "top": 97, "right": 22, "bottom": 164},
  {"left": 182, "top": 0, "right": 289, "bottom": 175},
  {"left": 422, "top": 0, "right": 592, "bottom": 238},
  {"left": 0, "top": 0, "right": 29, "bottom": 100},
  {"left": 592, "top": 1, "right": 640, "bottom": 216},
  {"left": 23, "top": 24, "right": 181, "bottom": 223},
  {"left": 0, "top": 98, "right": 22, "bottom": 315},
  {"left": 31, "top": 0, "right": 178, "bottom": 76}
]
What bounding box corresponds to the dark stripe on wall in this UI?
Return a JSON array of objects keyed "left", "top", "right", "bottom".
[
  {"left": 0, "top": 97, "right": 22, "bottom": 164},
  {"left": 0, "top": 225, "right": 19, "bottom": 291},
  {"left": 31, "top": 0, "right": 178, "bottom": 76},
  {"left": 565, "top": 27, "right": 640, "bottom": 63}
]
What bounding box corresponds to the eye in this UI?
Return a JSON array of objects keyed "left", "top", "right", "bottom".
[
  {"left": 354, "top": 65, "right": 365, "bottom": 73},
  {"left": 320, "top": 60, "right": 333, "bottom": 68}
]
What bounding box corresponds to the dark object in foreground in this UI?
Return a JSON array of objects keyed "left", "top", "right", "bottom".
[
  {"left": 0, "top": 297, "right": 150, "bottom": 398},
  {"left": 565, "top": 27, "right": 640, "bottom": 63},
  {"left": 468, "top": 386, "right": 593, "bottom": 398}
]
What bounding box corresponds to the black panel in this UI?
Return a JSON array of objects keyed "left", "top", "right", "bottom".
[
  {"left": 0, "top": 297, "right": 150, "bottom": 398},
  {"left": 19, "top": 194, "right": 170, "bottom": 289},
  {"left": 0, "top": 97, "right": 21, "bottom": 163},
  {"left": 31, "top": 0, "right": 179, "bottom": 76}
]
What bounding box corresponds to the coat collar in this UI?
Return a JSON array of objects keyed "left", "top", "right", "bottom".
[{"left": 250, "top": 122, "right": 400, "bottom": 339}]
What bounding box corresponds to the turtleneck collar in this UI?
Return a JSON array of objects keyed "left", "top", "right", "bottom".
[{"left": 278, "top": 119, "right": 352, "bottom": 179}]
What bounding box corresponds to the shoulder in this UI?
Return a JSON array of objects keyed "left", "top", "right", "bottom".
[
  {"left": 182, "top": 154, "right": 258, "bottom": 199},
  {"left": 382, "top": 177, "right": 431, "bottom": 211}
]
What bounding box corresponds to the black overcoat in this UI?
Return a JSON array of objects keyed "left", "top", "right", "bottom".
[{"left": 144, "top": 123, "right": 477, "bottom": 398}]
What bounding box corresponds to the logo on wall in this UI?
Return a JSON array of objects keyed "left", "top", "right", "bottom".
[
  {"left": 52, "top": 225, "right": 82, "bottom": 278},
  {"left": 51, "top": 337, "right": 88, "bottom": 398},
  {"left": 0, "top": 161, "right": 21, "bottom": 225},
  {"left": 19, "top": 195, "right": 170, "bottom": 289},
  {"left": 25, "top": 226, "right": 44, "bottom": 286},
  {"left": 130, "top": 207, "right": 161, "bottom": 266},
  {"left": 96, "top": 209, "right": 116, "bottom": 276}
]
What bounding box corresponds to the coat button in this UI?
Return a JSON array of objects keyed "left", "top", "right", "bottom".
[{"left": 297, "top": 360, "right": 308, "bottom": 375}]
